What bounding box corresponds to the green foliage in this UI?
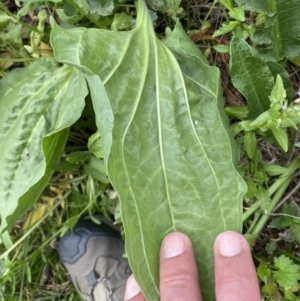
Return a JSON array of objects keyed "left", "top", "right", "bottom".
[
  {"left": 146, "top": 0, "right": 182, "bottom": 15},
  {"left": 50, "top": 1, "right": 246, "bottom": 298},
  {"left": 274, "top": 255, "right": 300, "bottom": 288},
  {"left": 269, "top": 203, "right": 300, "bottom": 243},
  {"left": 258, "top": 255, "right": 300, "bottom": 298},
  {"left": 235, "top": 0, "right": 300, "bottom": 60},
  {"left": 1, "top": 0, "right": 300, "bottom": 300},
  {"left": 230, "top": 37, "right": 274, "bottom": 119},
  {"left": 0, "top": 58, "right": 87, "bottom": 234}
]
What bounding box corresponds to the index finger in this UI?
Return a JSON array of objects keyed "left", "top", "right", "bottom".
[{"left": 159, "top": 232, "right": 202, "bottom": 301}]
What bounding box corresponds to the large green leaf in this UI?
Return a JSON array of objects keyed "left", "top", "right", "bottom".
[
  {"left": 230, "top": 37, "right": 274, "bottom": 119},
  {"left": 0, "top": 58, "right": 88, "bottom": 233},
  {"left": 50, "top": 1, "right": 246, "bottom": 300},
  {"left": 235, "top": 0, "right": 300, "bottom": 60},
  {"left": 4, "top": 129, "right": 69, "bottom": 233}
]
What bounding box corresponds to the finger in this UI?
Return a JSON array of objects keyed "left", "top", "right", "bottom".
[
  {"left": 124, "top": 275, "right": 146, "bottom": 301},
  {"left": 214, "top": 231, "right": 261, "bottom": 301},
  {"left": 160, "top": 232, "right": 202, "bottom": 301}
]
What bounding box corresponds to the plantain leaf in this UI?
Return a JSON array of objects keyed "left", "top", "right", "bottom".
[
  {"left": 50, "top": 1, "right": 246, "bottom": 300},
  {"left": 0, "top": 58, "right": 88, "bottom": 234},
  {"left": 235, "top": 0, "right": 300, "bottom": 60},
  {"left": 4, "top": 129, "right": 69, "bottom": 233},
  {"left": 230, "top": 36, "right": 274, "bottom": 119}
]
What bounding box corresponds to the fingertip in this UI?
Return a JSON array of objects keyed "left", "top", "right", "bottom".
[
  {"left": 160, "top": 232, "right": 202, "bottom": 301},
  {"left": 214, "top": 231, "right": 260, "bottom": 301},
  {"left": 124, "top": 275, "right": 142, "bottom": 301},
  {"left": 161, "top": 232, "right": 190, "bottom": 259},
  {"left": 214, "top": 231, "right": 243, "bottom": 257}
]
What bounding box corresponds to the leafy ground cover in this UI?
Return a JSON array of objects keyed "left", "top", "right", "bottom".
[{"left": 1, "top": 0, "right": 300, "bottom": 300}]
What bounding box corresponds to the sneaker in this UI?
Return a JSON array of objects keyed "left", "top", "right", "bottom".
[{"left": 58, "top": 217, "right": 131, "bottom": 301}]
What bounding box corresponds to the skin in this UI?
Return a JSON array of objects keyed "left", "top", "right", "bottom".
[{"left": 124, "top": 231, "right": 261, "bottom": 301}]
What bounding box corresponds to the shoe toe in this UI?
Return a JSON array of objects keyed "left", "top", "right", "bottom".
[{"left": 58, "top": 218, "right": 131, "bottom": 301}]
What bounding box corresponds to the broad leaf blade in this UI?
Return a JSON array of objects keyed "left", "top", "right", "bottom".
[
  {"left": 0, "top": 58, "right": 88, "bottom": 233},
  {"left": 51, "top": 2, "right": 246, "bottom": 300},
  {"left": 236, "top": 0, "right": 300, "bottom": 60},
  {"left": 4, "top": 129, "right": 69, "bottom": 232},
  {"left": 230, "top": 37, "right": 274, "bottom": 119}
]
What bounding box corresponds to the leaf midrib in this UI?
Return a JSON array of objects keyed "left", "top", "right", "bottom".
[{"left": 118, "top": 4, "right": 159, "bottom": 294}]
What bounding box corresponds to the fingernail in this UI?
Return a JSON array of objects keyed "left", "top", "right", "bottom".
[
  {"left": 125, "top": 275, "right": 140, "bottom": 300},
  {"left": 216, "top": 231, "right": 242, "bottom": 257},
  {"left": 162, "top": 233, "right": 185, "bottom": 258}
]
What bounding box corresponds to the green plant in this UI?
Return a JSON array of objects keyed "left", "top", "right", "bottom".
[
  {"left": 258, "top": 255, "right": 300, "bottom": 300},
  {"left": 1, "top": 0, "right": 300, "bottom": 300}
]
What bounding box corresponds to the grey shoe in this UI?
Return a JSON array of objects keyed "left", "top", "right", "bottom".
[{"left": 58, "top": 217, "right": 131, "bottom": 301}]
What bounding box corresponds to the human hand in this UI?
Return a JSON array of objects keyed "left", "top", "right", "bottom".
[{"left": 124, "top": 231, "right": 261, "bottom": 301}]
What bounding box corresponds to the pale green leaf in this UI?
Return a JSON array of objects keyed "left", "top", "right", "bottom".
[
  {"left": 250, "top": 110, "right": 278, "bottom": 127},
  {"left": 262, "top": 283, "right": 278, "bottom": 295},
  {"left": 263, "top": 164, "right": 288, "bottom": 176},
  {"left": 230, "top": 37, "right": 274, "bottom": 119},
  {"left": 236, "top": 0, "right": 300, "bottom": 60},
  {"left": 270, "top": 75, "right": 286, "bottom": 106},
  {"left": 290, "top": 56, "right": 300, "bottom": 67},
  {"left": 73, "top": 0, "right": 90, "bottom": 15},
  {"left": 0, "top": 57, "right": 88, "bottom": 233},
  {"left": 270, "top": 123, "right": 288, "bottom": 152},
  {"left": 225, "top": 106, "right": 248, "bottom": 119},
  {"left": 56, "top": 9, "right": 84, "bottom": 24},
  {"left": 256, "top": 186, "right": 271, "bottom": 211},
  {"left": 84, "top": 74, "right": 113, "bottom": 167},
  {"left": 213, "top": 44, "right": 230, "bottom": 53},
  {"left": 0, "top": 11, "right": 13, "bottom": 27},
  {"left": 146, "top": 0, "right": 181, "bottom": 15},
  {"left": 88, "top": 156, "right": 107, "bottom": 175},
  {"left": 4, "top": 130, "right": 68, "bottom": 233},
  {"left": 87, "top": 0, "right": 114, "bottom": 16},
  {"left": 218, "top": 0, "right": 233, "bottom": 10},
  {"left": 244, "top": 130, "right": 256, "bottom": 159},
  {"left": 1, "top": 23, "right": 22, "bottom": 46},
  {"left": 257, "top": 263, "right": 271, "bottom": 284},
  {"left": 88, "top": 132, "right": 103, "bottom": 158},
  {"left": 228, "top": 7, "right": 245, "bottom": 21},
  {"left": 50, "top": 2, "right": 247, "bottom": 300},
  {"left": 65, "top": 151, "right": 89, "bottom": 164},
  {"left": 213, "top": 20, "right": 240, "bottom": 37},
  {"left": 266, "top": 61, "right": 293, "bottom": 101},
  {"left": 83, "top": 164, "right": 109, "bottom": 183},
  {"left": 231, "top": 120, "right": 255, "bottom": 135},
  {"left": 111, "top": 12, "right": 133, "bottom": 31},
  {"left": 17, "top": 2, "right": 31, "bottom": 18}
]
